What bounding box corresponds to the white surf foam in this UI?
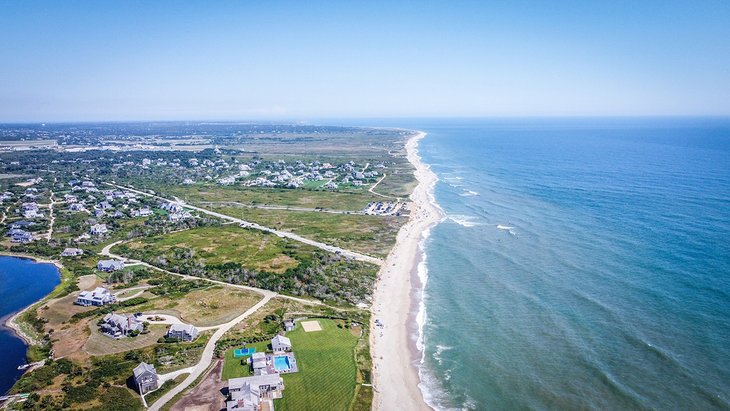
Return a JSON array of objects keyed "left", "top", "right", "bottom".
[
  {"left": 449, "top": 215, "right": 481, "bottom": 227},
  {"left": 459, "top": 190, "right": 479, "bottom": 197},
  {"left": 497, "top": 224, "right": 517, "bottom": 236}
]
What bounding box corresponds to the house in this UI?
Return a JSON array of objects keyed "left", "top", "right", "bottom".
[
  {"left": 132, "top": 207, "right": 153, "bottom": 217},
  {"left": 90, "top": 224, "right": 108, "bottom": 235},
  {"left": 133, "top": 362, "right": 158, "bottom": 394},
  {"left": 9, "top": 220, "right": 35, "bottom": 230},
  {"left": 64, "top": 194, "right": 78, "bottom": 203},
  {"left": 159, "top": 202, "right": 183, "bottom": 213},
  {"left": 227, "top": 374, "right": 284, "bottom": 411},
  {"left": 97, "top": 259, "right": 125, "bottom": 272},
  {"left": 100, "top": 313, "right": 143, "bottom": 338},
  {"left": 97, "top": 201, "right": 113, "bottom": 210},
  {"left": 61, "top": 247, "right": 84, "bottom": 257},
  {"left": 283, "top": 319, "right": 295, "bottom": 332},
  {"left": 69, "top": 203, "right": 88, "bottom": 212},
  {"left": 10, "top": 230, "right": 33, "bottom": 243},
  {"left": 76, "top": 287, "right": 115, "bottom": 306},
  {"left": 271, "top": 334, "right": 292, "bottom": 352},
  {"left": 250, "top": 352, "right": 267, "bottom": 374},
  {"left": 166, "top": 323, "right": 199, "bottom": 342},
  {"left": 112, "top": 210, "right": 125, "bottom": 219}
]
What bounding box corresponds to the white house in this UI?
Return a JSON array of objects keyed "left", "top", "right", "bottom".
[
  {"left": 61, "top": 248, "right": 84, "bottom": 257},
  {"left": 271, "top": 335, "right": 292, "bottom": 352},
  {"left": 76, "top": 287, "right": 115, "bottom": 306},
  {"left": 90, "top": 224, "right": 108, "bottom": 235}
]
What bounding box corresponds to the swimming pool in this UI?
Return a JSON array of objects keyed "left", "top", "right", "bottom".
[
  {"left": 233, "top": 347, "right": 255, "bottom": 358},
  {"left": 273, "top": 355, "right": 291, "bottom": 371}
]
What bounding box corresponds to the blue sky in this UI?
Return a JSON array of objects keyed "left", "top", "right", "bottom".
[{"left": 1, "top": 0, "right": 729, "bottom": 121}]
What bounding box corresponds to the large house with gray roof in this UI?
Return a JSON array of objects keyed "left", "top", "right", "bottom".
[
  {"left": 97, "top": 259, "right": 125, "bottom": 272},
  {"left": 166, "top": 323, "right": 199, "bottom": 342},
  {"left": 227, "top": 374, "right": 284, "bottom": 411},
  {"left": 101, "top": 313, "right": 143, "bottom": 338}
]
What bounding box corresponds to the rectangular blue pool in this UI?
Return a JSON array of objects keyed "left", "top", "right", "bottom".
[{"left": 274, "top": 355, "right": 291, "bottom": 371}]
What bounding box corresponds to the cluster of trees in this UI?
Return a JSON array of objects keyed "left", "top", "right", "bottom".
[{"left": 122, "top": 244, "right": 376, "bottom": 305}]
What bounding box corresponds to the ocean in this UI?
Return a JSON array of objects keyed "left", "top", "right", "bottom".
[
  {"left": 0, "top": 256, "right": 60, "bottom": 394},
  {"left": 411, "top": 118, "right": 730, "bottom": 410}
]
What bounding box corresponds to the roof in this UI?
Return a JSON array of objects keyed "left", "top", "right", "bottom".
[
  {"left": 272, "top": 334, "right": 291, "bottom": 346},
  {"left": 229, "top": 374, "right": 282, "bottom": 391},
  {"left": 133, "top": 362, "right": 157, "bottom": 378},
  {"left": 169, "top": 323, "right": 197, "bottom": 334}
]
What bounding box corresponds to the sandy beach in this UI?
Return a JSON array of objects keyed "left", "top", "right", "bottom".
[{"left": 371, "top": 131, "right": 442, "bottom": 410}]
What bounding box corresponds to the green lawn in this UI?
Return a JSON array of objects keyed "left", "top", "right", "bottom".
[
  {"left": 275, "top": 319, "right": 359, "bottom": 411},
  {"left": 221, "top": 341, "right": 270, "bottom": 380}
]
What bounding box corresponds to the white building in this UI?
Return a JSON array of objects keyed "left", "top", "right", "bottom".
[
  {"left": 271, "top": 334, "right": 292, "bottom": 352},
  {"left": 76, "top": 287, "right": 115, "bottom": 306}
]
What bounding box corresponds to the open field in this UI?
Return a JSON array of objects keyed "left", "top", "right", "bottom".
[
  {"left": 137, "top": 183, "right": 379, "bottom": 212},
  {"left": 210, "top": 206, "right": 404, "bottom": 258},
  {"left": 274, "top": 319, "right": 360, "bottom": 411},
  {"left": 84, "top": 324, "right": 167, "bottom": 356},
  {"left": 122, "top": 225, "right": 303, "bottom": 274},
  {"left": 144, "top": 285, "right": 261, "bottom": 327}
]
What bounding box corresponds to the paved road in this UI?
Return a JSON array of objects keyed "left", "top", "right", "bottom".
[
  {"left": 105, "top": 183, "right": 383, "bottom": 266},
  {"left": 148, "top": 292, "right": 274, "bottom": 411},
  {"left": 113, "top": 285, "right": 153, "bottom": 301}
]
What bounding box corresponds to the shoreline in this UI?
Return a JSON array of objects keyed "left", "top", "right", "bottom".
[
  {"left": 0, "top": 253, "right": 64, "bottom": 346},
  {"left": 371, "top": 131, "right": 443, "bottom": 410}
]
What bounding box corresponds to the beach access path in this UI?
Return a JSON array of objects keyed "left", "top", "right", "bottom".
[
  {"left": 371, "top": 132, "right": 441, "bottom": 411},
  {"left": 104, "top": 182, "right": 383, "bottom": 266}
]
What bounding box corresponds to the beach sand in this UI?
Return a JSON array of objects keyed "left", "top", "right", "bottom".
[{"left": 371, "top": 131, "right": 442, "bottom": 410}]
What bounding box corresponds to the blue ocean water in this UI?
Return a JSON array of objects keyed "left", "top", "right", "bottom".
[
  {"left": 0, "top": 256, "right": 60, "bottom": 394},
  {"left": 413, "top": 119, "right": 730, "bottom": 410}
]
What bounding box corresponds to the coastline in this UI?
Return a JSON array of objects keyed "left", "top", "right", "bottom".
[
  {"left": 0, "top": 253, "right": 64, "bottom": 346},
  {"left": 371, "top": 131, "right": 442, "bottom": 410}
]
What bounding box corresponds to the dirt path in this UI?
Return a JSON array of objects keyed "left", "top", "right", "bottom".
[
  {"left": 45, "top": 190, "right": 57, "bottom": 241},
  {"left": 169, "top": 360, "right": 225, "bottom": 411}
]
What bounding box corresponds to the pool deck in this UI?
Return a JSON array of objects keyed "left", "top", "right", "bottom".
[{"left": 257, "top": 352, "right": 298, "bottom": 374}]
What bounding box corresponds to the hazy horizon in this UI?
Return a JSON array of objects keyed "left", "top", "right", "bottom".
[{"left": 2, "top": 1, "right": 729, "bottom": 122}]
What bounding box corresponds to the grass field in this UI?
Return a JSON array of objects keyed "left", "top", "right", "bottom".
[
  {"left": 274, "top": 319, "right": 360, "bottom": 411},
  {"left": 122, "top": 225, "right": 304, "bottom": 273},
  {"left": 221, "top": 341, "right": 270, "bottom": 380},
  {"left": 145, "top": 285, "right": 261, "bottom": 327},
  {"left": 211, "top": 206, "right": 405, "bottom": 258},
  {"left": 135, "top": 183, "right": 378, "bottom": 212},
  {"left": 84, "top": 324, "right": 167, "bottom": 356}
]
